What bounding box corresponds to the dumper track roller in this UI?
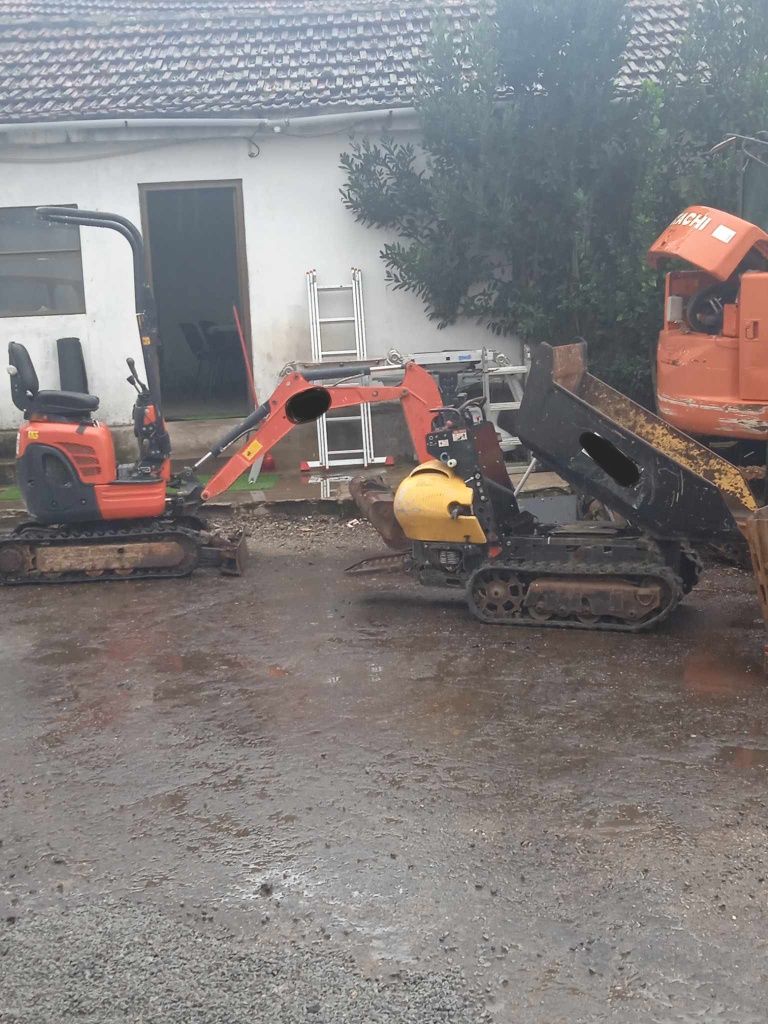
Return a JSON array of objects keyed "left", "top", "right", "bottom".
[
  {"left": 0, "top": 518, "right": 207, "bottom": 584},
  {"left": 465, "top": 543, "right": 697, "bottom": 632}
]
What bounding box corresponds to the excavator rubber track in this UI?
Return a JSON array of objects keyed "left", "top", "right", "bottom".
[
  {"left": 0, "top": 517, "right": 246, "bottom": 585},
  {"left": 452, "top": 531, "right": 697, "bottom": 632},
  {"left": 465, "top": 553, "right": 686, "bottom": 632}
]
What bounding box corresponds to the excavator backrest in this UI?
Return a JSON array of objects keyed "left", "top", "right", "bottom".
[{"left": 8, "top": 342, "right": 39, "bottom": 411}]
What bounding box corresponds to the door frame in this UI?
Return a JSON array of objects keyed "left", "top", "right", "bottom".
[{"left": 137, "top": 179, "right": 253, "bottom": 371}]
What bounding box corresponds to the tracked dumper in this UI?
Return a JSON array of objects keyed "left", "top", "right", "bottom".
[{"left": 351, "top": 341, "right": 759, "bottom": 633}]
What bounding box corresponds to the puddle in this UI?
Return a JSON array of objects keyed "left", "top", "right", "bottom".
[
  {"left": 681, "top": 649, "right": 760, "bottom": 699},
  {"left": 575, "top": 802, "right": 678, "bottom": 837},
  {"left": 720, "top": 745, "right": 768, "bottom": 770},
  {"left": 715, "top": 746, "right": 768, "bottom": 769},
  {"left": 33, "top": 643, "right": 103, "bottom": 667}
]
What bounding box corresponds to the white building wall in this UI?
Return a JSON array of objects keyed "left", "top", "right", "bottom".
[{"left": 0, "top": 130, "right": 518, "bottom": 429}]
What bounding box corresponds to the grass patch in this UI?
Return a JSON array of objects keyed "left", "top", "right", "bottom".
[{"left": 208, "top": 471, "right": 278, "bottom": 492}]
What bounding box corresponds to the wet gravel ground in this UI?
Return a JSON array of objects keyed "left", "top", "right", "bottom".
[
  {"left": 4, "top": 904, "right": 488, "bottom": 1023},
  {"left": 2, "top": 510, "right": 768, "bottom": 1022},
  {"left": 228, "top": 504, "right": 381, "bottom": 552}
]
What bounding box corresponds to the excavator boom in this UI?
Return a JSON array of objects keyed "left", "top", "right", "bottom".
[{"left": 199, "top": 362, "right": 442, "bottom": 501}]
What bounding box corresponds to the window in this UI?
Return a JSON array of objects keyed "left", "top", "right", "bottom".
[{"left": 0, "top": 206, "right": 85, "bottom": 317}]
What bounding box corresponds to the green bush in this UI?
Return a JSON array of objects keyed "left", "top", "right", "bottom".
[{"left": 340, "top": 0, "right": 768, "bottom": 403}]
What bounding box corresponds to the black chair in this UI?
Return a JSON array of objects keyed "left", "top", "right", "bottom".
[
  {"left": 8, "top": 341, "right": 99, "bottom": 420},
  {"left": 179, "top": 322, "right": 214, "bottom": 398},
  {"left": 198, "top": 320, "right": 243, "bottom": 394}
]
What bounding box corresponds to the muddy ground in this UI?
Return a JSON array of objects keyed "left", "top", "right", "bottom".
[{"left": 2, "top": 509, "right": 768, "bottom": 1022}]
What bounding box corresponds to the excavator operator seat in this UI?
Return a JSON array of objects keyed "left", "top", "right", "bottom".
[{"left": 8, "top": 342, "right": 99, "bottom": 419}]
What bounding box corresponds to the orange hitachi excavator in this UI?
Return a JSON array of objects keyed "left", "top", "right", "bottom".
[{"left": 650, "top": 205, "right": 768, "bottom": 467}]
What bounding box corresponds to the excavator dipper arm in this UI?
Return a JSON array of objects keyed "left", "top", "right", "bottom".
[{"left": 200, "top": 362, "right": 442, "bottom": 501}]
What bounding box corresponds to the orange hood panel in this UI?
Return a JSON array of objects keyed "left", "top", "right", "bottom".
[{"left": 647, "top": 205, "right": 768, "bottom": 281}]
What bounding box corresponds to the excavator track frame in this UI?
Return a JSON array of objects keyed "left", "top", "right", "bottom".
[
  {"left": 466, "top": 558, "right": 681, "bottom": 632},
  {"left": 410, "top": 532, "right": 698, "bottom": 632},
  {"left": 0, "top": 518, "right": 245, "bottom": 585}
]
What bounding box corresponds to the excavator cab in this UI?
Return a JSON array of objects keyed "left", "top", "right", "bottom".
[{"left": 649, "top": 205, "right": 768, "bottom": 439}]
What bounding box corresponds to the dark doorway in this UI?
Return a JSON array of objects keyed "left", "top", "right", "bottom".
[{"left": 140, "top": 181, "right": 251, "bottom": 420}]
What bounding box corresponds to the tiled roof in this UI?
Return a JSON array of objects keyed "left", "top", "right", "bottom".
[
  {"left": 0, "top": 0, "right": 689, "bottom": 126},
  {"left": 616, "top": 0, "right": 691, "bottom": 92},
  {"left": 0, "top": 1, "right": 485, "bottom": 124}
]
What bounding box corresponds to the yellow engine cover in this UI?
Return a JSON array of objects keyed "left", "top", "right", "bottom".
[{"left": 393, "top": 459, "right": 486, "bottom": 544}]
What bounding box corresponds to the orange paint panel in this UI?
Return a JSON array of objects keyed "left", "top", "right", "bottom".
[
  {"left": 657, "top": 324, "right": 768, "bottom": 438},
  {"left": 17, "top": 421, "right": 117, "bottom": 484},
  {"left": 722, "top": 304, "right": 738, "bottom": 338},
  {"left": 95, "top": 480, "right": 167, "bottom": 520},
  {"left": 739, "top": 272, "right": 768, "bottom": 401}
]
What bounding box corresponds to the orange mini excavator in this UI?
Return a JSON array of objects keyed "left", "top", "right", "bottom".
[
  {"left": 0, "top": 207, "right": 442, "bottom": 584},
  {"left": 650, "top": 205, "right": 768, "bottom": 464}
]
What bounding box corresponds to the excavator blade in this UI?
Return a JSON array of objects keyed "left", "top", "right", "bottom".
[{"left": 200, "top": 528, "right": 249, "bottom": 576}]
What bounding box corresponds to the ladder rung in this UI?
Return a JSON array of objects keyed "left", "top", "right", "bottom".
[
  {"left": 325, "top": 448, "right": 365, "bottom": 455},
  {"left": 319, "top": 316, "right": 356, "bottom": 324},
  {"left": 319, "top": 349, "right": 359, "bottom": 357},
  {"left": 325, "top": 415, "right": 363, "bottom": 423},
  {"left": 317, "top": 285, "right": 353, "bottom": 292}
]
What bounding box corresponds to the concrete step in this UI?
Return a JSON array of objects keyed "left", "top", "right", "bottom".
[
  {"left": 0, "top": 430, "right": 16, "bottom": 461},
  {"left": 0, "top": 458, "right": 15, "bottom": 486}
]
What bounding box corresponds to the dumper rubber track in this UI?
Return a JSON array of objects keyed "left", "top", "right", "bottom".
[
  {"left": 0, "top": 519, "right": 202, "bottom": 585},
  {"left": 464, "top": 535, "right": 698, "bottom": 632}
]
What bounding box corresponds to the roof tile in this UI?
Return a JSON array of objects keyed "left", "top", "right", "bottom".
[{"left": 0, "top": 0, "right": 689, "bottom": 125}]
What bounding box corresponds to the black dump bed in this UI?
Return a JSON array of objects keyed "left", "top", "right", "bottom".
[{"left": 516, "top": 342, "right": 756, "bottom": 547}]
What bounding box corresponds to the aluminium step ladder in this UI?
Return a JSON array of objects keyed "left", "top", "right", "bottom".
[
  {"left": 304, "top": 268, "right": 390, "bottom": 470},
  {"left": 481, "top": 346, "right": 531, "bottom": 468}
]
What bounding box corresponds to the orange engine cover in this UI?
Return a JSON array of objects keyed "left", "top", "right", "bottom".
[
  {"left": 94, "top": 479, "right": 167, "bottom": 520},
  {"left": 17, "top": 420, "right": 168, "bottom": 523},
  {"left": 18, "top": 420, "right": 118, "bottom": 481}
]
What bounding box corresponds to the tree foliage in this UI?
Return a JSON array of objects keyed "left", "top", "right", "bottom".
[{"left": 340, "top": 0, "right": 768, "bottom": 401}]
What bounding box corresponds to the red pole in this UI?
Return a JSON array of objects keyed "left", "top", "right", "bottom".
[{"left": 233, "top": 304, "right": 258, "bottom": 407}]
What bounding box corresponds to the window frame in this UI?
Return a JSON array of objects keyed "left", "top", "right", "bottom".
[{"left": 0, "top": 204, "right": 86, "bottom": 319}]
